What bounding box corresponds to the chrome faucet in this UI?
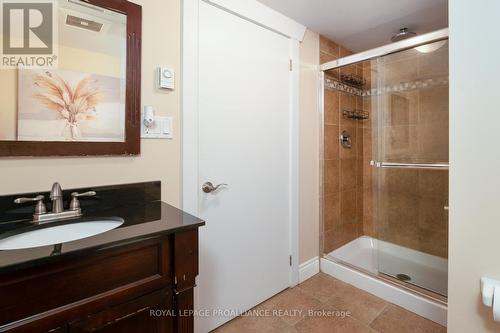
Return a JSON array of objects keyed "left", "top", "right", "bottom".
[
  {"left": 14, "top": 182, "right": 96, "bottom": 224},
  {"left": 50, "top": 182, "right": 64, "bottom": 213}
]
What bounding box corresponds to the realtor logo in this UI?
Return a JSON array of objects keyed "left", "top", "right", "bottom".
[{"left": 1, "top": 0, "right": 57, "bottom": 68}]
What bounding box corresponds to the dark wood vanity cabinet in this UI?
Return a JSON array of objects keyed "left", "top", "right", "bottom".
[
  {"left": 0, "top": 229, "right": 200, "bottom": 333},
  {"left": 68, "top": 289, "right": 173, "bottom": 333}
]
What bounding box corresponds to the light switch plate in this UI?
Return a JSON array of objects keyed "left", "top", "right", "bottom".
[{"left": 141, "top": 114, "right": 173, "bottom": 139}]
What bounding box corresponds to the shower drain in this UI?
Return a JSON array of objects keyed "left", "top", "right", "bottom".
[{"left": 396, "top": 273, "right": 412, "bottom": 282}]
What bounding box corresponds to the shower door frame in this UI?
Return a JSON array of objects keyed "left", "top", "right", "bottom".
[
  {"left": 320, "top": 28, "right": 449, "bottom": 71},
  {"left": 319, "top": 28, "right": 449, "bottom": 303}
]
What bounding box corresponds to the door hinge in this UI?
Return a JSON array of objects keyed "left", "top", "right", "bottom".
[
  {"left": 289, "top": 255, "right": 292, "bottom": 266},
  {"left": 289, "top": 59, "right": 293, "bottom": 71}
]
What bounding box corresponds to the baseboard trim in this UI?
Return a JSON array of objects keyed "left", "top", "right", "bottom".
[{"left": 298, "top": 256, "right": 320, "bottom": 283}]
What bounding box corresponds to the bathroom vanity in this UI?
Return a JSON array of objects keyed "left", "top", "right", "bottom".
[{"left": 0, "top": 182, "right": 204, "bottom": 333}]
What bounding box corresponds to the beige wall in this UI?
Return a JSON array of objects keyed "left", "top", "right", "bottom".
[
  {"left": 0, "top": 0, "right": 182, "bottom": 206},
  {"left": 298, "top": 29, "right": 320, "bottom": 264},
  {"left": 448, "top": 0, "right": 500, "bottom": 331}
]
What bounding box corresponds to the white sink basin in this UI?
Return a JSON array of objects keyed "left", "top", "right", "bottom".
[{"left": 0, "top": 218, "right": 124, "bottom": 250}]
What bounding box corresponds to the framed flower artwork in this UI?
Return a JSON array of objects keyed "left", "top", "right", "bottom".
[{"left": 18, "top": 68, "right": 126, "bottom": 142}]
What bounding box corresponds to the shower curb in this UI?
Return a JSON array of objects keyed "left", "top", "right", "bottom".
[{"left": 320, "top": 258, "right": 447, "bottom": 326}]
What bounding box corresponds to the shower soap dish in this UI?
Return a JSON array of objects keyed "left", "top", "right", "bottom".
[
  {"left": 343, "top": 109, "right": 369, "bottom": 120},
  {"left": 340, "top": 73, "right": 366, "bottom": 89}
]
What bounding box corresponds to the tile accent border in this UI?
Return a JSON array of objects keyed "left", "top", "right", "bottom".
[
  {"left": 325, "top": 76, "right": 449, "bottom": 97},
  {"left": 363, "top": 76, "right": 449, "bottom": 96},
  {"left": 325, "top": 77, "right": 364, "bottom": 96}
]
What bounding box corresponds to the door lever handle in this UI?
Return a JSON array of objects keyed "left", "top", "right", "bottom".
[{"left": 202, "top": 182, "right": 228, "bottom": 194}]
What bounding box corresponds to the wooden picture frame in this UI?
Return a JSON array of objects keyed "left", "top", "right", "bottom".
[{"left": 0, "top": 0, "right": 141, "bottom": 157}]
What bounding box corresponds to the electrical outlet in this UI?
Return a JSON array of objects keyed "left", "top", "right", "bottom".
[{"left": 141, "top": 114, "right": 173, "bottom": 139}]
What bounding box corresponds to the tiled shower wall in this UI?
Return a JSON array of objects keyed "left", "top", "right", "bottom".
[
  {"left": 320, "top": 36, "right": 449, "bottom": 258},
  {"left": 320, "top": 36, "right": 370, "bottom": 253}
]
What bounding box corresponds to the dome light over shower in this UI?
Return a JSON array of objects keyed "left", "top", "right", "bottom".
[
  {"left": 391, "top": 27, "right": 447, "bottom": 53},
  {"left": 390, "top": 27, "right": 416, "bottom": 42},
  {"left": 415, "top": 40, "right": 448, "bottom": 53}
]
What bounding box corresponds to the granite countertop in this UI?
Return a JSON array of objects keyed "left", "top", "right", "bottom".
[{"left": 0, "top": 182, "right": 205, "bottom": 274}]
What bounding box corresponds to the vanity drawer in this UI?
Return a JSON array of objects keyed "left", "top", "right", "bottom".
[
  {"left": 0, "top": 237, "right": 171, "bottom": 327},
  {"left": 68, "top": 288, "right": 173, "bottom": 333}
]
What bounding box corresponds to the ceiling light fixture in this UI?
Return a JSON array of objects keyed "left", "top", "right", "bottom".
[
  {"left": 414, "top": 40, "right": 447, "bottom": 53},
  {"left": 391, "top": 27, "right": 416, "bottom": 42}
]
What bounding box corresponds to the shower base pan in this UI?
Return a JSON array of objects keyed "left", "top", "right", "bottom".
[{"left": 321, "top": 236, "right": 447, "bottom": 326}]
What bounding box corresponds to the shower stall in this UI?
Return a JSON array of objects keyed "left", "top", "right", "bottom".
[{"left": 319, "top": 29, "right": 449, "bottom": 325}]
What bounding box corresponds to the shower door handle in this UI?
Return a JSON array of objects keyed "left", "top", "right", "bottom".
[{"left": 370, "top": 161, "right": 449, "bottom": 170}]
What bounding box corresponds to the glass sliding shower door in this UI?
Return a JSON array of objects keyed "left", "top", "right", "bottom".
[{"left": 374, "top": 40, "right": 449, "bottom": 296}]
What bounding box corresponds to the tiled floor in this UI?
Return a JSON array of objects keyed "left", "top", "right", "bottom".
[{"left": 212, "top": 273, "right": 446, "bottom": 333}]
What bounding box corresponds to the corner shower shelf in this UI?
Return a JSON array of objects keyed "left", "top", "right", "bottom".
[
  {"left": 340, "top": 73, "right": 366, "bottom": 89},
  {"left": 343, "top": 109, "right": 369, "bottom": 120}
]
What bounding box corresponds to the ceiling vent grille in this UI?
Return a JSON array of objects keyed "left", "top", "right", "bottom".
[{"left": 66, "top": 14, "right": 103, "bottom": 33}]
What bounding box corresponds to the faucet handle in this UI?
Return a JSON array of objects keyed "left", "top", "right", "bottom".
[
  {"left": 69, "top": 191, "right": 96, "bottom": 211},
  {"left": 71, "top": 191, "right": 96, "bottom": 198},
  {"left": 14, "top": 195, "right": 47, "bottom": 215},
  {"left": 14, "top": 195, "right": 44, "bottom": 204}
]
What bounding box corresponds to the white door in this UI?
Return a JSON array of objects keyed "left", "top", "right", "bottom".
[{"left": 195, "top": 2, "right": 292, "bottom": 332}]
